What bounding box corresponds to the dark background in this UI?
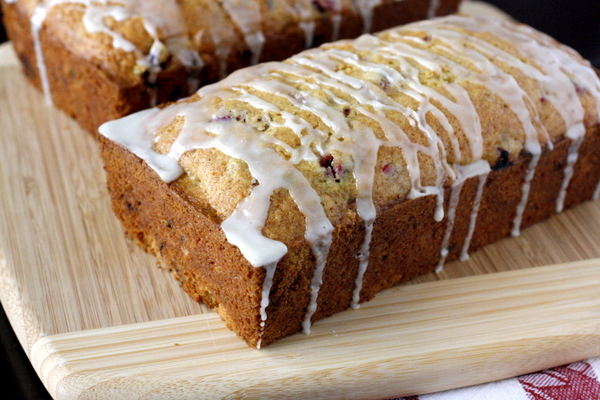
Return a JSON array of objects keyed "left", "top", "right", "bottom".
[
  {"left": 483, "top": 0, "right": 600, "bottom": 68},
  {"left": 0, "top": 1, "right": 598, "bottom": 65},
  {"left": 0, "top": 1, "right": 599, "bottom": 399}
]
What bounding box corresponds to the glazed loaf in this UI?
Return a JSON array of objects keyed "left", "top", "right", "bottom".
[
  {"left": 1, "top": 0, "right": 461, "bottom": 133},
  {"left": 99, "top": 14, "right": 600, "bottom": 348}
]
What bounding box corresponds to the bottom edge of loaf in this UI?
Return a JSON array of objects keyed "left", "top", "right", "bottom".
[{"left": 99, "top": 123, "right": 600, "bottom": 348}]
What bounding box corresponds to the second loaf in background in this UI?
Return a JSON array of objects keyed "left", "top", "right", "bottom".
[{"left": 1, "top": 0, "right": 461, "bottom": 132}]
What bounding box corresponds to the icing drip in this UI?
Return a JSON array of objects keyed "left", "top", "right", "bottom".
[
  {"left": 352, "top": 0, "right": 440, "bottom": 33},
  {"left": 338, "top": 125, "right": 381, "bottom": 310},
  {"left": 437, "top": 179, "right": 463, "bottom": 273},
  {"left": 351, "top": 0, "right": 383, "bottom": 33},
  {"left": 437, "top": 160, "right": 491, "bottom": 272},
  {"left": 460, "top": 170, "right": 489, "bottom": 261},
  {"left": 293, "top": 0, "right": 317, "bottom": 48},
  {"left": 556, "top": 133, "right": 584, "bottom": 212},
  {"left": 214, "top": 46, "right": 232, "bottom": 80},
  {"left": 98, "top": 15, "right": 600, "bottom": 340},
  {"left": 511, "top": 153, "right": 540, "bottom": 237},
  {"left": 256, "top": 260, "right": 277, "bottom": 349},
  {"left": 167, "top": 36, "right": 205, "bottom": 95},
  {"left": 351, "top": 0, "right": 411, "bottom": 34},
  {"left": 325, "top": 0, "right": 343, "bottom": 41},
  {"left": 100, "top": 108, "right": 183, "bottom": 182},
  {"left": 594, "top": 178, "right": 600, "bottom": 201},
  {"left": 300, "top": 20, "right": 317, "bottom": 49},
  {"left": 31, "top": 6, "right": 52, "bottom": 105},
  {"left": 221, "top": 0, "right": 265, "bottom": 65},
  {"left": 331, "top": 13, "right": 342, "bottom": 41},
  {"left": 427, "top": 0, "right": 440, "bottom": 19}
]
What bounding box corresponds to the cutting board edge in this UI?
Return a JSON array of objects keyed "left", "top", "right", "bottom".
[{"left": 21, "top": 258, "right": 600, "bottom": 400}]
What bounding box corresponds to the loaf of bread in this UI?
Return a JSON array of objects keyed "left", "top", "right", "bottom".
[
  {"left": 1, "top": 0, "right": 461, "bottom": 133},
  {"left": 99, "top": 14, "right": 600, "bottom": 348}
]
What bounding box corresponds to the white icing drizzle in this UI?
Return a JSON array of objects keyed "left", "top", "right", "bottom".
[
  {"left": 213, "top": 41, "right": 233, "bottom": 80},
  {"left": 99, "top": 108, "right": 183, "bottom": 182},
  {"left": 221, "top": 0, "right": 265, "bottom": 66},
  {"left": 396, "top": 17, "right": 567, "bottom": 236},
  {"left": 22, "top": 0, "right": 457, "bottom": 110},
  {"left": 406, "top": 15, "right": 600, "bottom": 234},
  {"left": 288, "top": 44, "right": 479, "bottom": 304},
  {"left": 238, "top": 60, "right": 382, "bottom": 315},
  {"left": 437, "top": 160, "right": 491, "bottom": 272},
  {"left": 166, "top": 36, "right": 205, "bottom": 95},
  {"left": 460, "top": 170, "right": 489, "bottom": 261},
  {"left": 291, "top": 48, "right": 448, "bottom": 197},
  {"left": 98, "top": 15, "right": 600, "bottom": 342},
  {"left": 443, "top": 17, "right": 588, "bottom": 228}
]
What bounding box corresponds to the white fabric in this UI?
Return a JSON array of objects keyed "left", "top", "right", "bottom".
[{"left": 420, "top": 377, "right": 528, "bottom": 400}]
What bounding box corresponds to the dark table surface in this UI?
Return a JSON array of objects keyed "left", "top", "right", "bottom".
[
  {"left": 0, "top": 9, "right": 54, "bottom": 400},
  {"left": 0, "top": 2, "right": 599, "bottom": 399},
  {"left": 0, "top": 305, "right": 53, "bottom": 399}
]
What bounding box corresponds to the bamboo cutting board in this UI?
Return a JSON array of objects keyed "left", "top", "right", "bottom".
[{"left": 2, "top": 21, "right": 600, "bottom": 400}]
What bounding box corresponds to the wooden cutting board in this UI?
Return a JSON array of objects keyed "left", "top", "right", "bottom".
[{"left": 2, "top": 18, "right": 600, "bottom": 400}]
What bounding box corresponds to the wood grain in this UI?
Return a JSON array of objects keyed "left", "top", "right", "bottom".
[
  {"left": 1, "top": 5, "right": 600, "bottom": 397},
  {"left": 26, "top": 260, "right": 600, "bottom": 399}
]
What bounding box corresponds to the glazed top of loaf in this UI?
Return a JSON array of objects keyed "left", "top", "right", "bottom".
[
  {"left": 8, "top": 0, "right": 431, "bottom": 87},
  {"left": 100, "top": 14, "right": 600, "bottom": 334}
]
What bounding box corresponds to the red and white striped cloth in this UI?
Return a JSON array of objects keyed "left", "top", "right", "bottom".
[{"left": 395, "top": 357, "right": 600, "bottom": 400}]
